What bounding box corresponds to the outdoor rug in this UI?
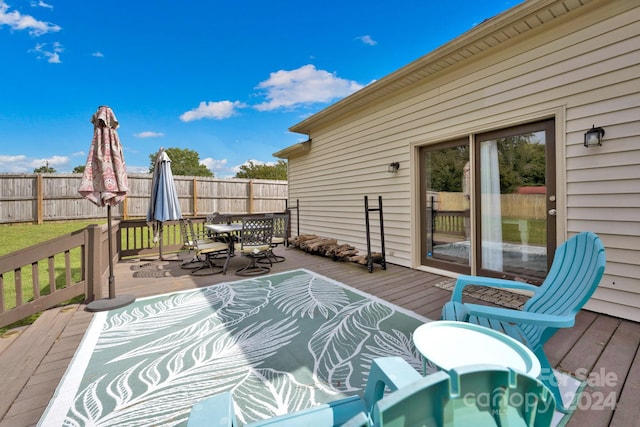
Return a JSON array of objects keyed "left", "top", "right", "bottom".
[{"left": 39, "top": 269, "right": 580, "bottom": 426}]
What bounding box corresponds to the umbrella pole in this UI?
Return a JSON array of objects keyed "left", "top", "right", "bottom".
[
  {"left": 159, "top": 222, "right": 164, "bottom": 261},
  {"left": 108, "top": 205, "right": 115, "bottom": 299},
  {"left": 86, "top": 204, "right": 136, "bottom": 312}
]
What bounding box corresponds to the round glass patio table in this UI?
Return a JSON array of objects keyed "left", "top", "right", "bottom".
[{"left": 412, "top": 320, "right": 541, "bottom": 378}]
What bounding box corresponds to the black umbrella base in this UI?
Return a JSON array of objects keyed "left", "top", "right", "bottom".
[{"left": 86, "top": 294, "right": 136, "bottom": 312}]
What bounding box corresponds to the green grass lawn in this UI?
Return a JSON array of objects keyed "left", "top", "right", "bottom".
[
  {"left": 0, "top": 220, "right": 106, "bottom": 256},
  {"left": 0, "top": 220, "right": 106, "bottom": 334}
]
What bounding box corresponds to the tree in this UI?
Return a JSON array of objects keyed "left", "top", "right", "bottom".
[
  {"left": 235, "top": 160, "right": 287, "bottom": 180},
  {"left": 34, "top": 162, "right": 56, "bottom": 173},
  {"left": 149, "top": 148, "right": 213, "bottom": 177},
  {"left": 73, "top": 165, "right": 85, "bottom": 173}
]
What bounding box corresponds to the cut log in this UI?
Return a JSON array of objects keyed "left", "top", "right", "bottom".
[
  {"left": 289, "top": 234, "right": 383, "bottom": 269},
  {"left": 349, "top": 253, "right": 383, "bottom": 265},
  {"left": 289, "top": 234, "right": 317, "bottom": 247},
  {"left": 325, "top": 244, "right": 354, "bottom": 257}
]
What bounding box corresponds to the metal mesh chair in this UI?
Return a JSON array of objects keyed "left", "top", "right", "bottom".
[
  {"left": 259, "top": 213, "right": 289, "bottom": 264},
  {"left": 188, "top": 219, "right": 233, "bottom": 276},
  {"left": 179, "top": 218, "right": 213, "bottom": 269},
  {"left": 236, "top": 217, "right": 273, "bottom": 276}
]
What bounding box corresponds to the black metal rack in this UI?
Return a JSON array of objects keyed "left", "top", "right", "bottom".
[{"left": 364, "top": 195, "right": 387, "bottom": 273}]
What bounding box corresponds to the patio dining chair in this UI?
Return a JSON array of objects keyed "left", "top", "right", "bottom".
[
  {"left": 440, "top": 231, "right": 606, "bottom": 411},
  {"left": 187, "top": 219, "right": 233, "bottom": 276},
  {"left": 187, "top": 357, "right": 555, "bottom": 427},
  {"left": 179, "top": 218, "right": 213, "bottom": 269},
  {"left": 259, "top": 213, "right": 289, "bottom": 264},
  {"left": 205, "top": 212, "right": 231, "bottom": 238},
  {"left": 236, "top": 216, "right": 274, "bottom": 276}
]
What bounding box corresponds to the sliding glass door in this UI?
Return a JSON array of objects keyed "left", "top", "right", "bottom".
[
  {"left": 420, "top": 139, "right": 471, "bottom": 274},
  {"left": 476, "top": 120, "right": 555, "bottom": 282},
  {"left": 420, "top": 119, "right": 556, "bottom": 284}
]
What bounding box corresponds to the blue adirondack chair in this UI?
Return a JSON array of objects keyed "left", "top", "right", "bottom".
[
  {"left": 187, "top": 358, "right": 556, "bottom": 427},
  {"left": 441, "top": 231, "right": 606, "bottom": 412},
  {"left": 187, "top": 357, "right": 421, "bottom": 427},
  {"left": 372, "top": 364, "right": 555, "bottom": 427}
]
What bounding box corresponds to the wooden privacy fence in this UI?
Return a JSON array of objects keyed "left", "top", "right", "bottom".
[{"left": 0, "top": 173, "right": 288, "bottom": 224}]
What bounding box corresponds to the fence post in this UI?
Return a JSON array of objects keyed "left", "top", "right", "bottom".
[
  {"left": 193, "top": 177, "right": 198, "bottom": 216},
  {"left": 85, "top": 224, "right": 102, "bottom": 302},
  {"left": 248, "top": 180, "right": 254, "bottom": 214},
  {"left": 123, "top": 197, "right": 129, "bottom": 219},
  {"left": 37, "top": 174, "right": 44, "bottom": 224}
]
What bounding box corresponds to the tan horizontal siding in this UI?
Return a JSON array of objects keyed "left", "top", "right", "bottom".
[{"left": 287, "top": 1, "right": 640, "bottom": 319}]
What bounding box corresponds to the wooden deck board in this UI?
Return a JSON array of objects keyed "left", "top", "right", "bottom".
[
  {"left": 610, "top": 332, "right": 640, "bottom": 427},
  {"left": 545, "top": 310, "right": 598, "bottom": 367},
  {"left": 0, "top": 306, "right": 74, "bottom": 420},
  {"left": 559, "top": 315, "right": 621, "bottom": 376},
  {"left": 568, "top": 320, "right": 640, "bottom": 426},
  {"left": 1, "top": 247, "right": 638, "bottom": 427}
]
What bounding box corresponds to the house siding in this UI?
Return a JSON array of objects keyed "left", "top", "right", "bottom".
[{"left": 284, "top": 0, "right": 640, "bottom": 321}]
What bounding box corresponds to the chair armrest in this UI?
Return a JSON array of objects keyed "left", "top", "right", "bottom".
[
  {"left": 464, "top": 303, "right": 575, "bottom": 328},
  {"left": 188, "top": 392, "right": 237, "bottom": 426},
  {"left": 362, "top": 357, "right": 422, "bottom": 412},
  {"left": 451, "top": 275, "right": 538, "bottom": 302}
]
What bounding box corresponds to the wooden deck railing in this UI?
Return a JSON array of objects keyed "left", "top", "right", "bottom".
[
  {"left": 0, "top": 212, "right": 292, "bottom": 328},
  {"left": 429, "top": 209, "right": 469, "bottom": 240},
  {"left": 0, "top": 224, "right": 111, "bottom": 328}
]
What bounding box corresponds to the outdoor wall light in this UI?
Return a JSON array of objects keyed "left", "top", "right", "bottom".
[
  {"left": 584, "top": 125, "right": 605, "bottom": 147},
  {"left": 388, "top": 162, "right": 400, "bottom": 173}
]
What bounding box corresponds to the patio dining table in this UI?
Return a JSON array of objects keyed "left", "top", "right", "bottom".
[{"left": 205, "top": 223, "right": 242, "bottom": 250}]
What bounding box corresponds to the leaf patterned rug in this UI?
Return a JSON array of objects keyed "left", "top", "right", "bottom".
[{"left": 39, "top": 269, "right": 429, "bottom": 426}]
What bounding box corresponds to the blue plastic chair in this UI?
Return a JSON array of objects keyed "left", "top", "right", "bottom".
[
  {"left": 187, "top": 357, "right": 422, "bottom": 427},
  {"left": 372, "top": 364, "right": 555, "bottom": 427},
  {"left": 441, "top": 231, "right": 606, "bottom": 411},
  {"left": 187, "top": 359, "right": 555, "bottom": 427}
]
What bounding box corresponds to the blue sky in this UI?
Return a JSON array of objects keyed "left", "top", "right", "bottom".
[{"left": 0, "top": 0, "right": 517, "bottom": 178}]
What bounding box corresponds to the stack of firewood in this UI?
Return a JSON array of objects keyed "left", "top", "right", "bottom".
[{"left": 288, "top": 234, "right": 383, "bottom": 265}]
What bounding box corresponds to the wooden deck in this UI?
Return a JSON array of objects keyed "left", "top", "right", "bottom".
[{"left": 1, "top": 246, "right": 638, "bottom": 427}]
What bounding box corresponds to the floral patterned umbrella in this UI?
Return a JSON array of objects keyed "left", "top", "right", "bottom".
[
  {"left": 79, "top": 106, "right": 134, "bottom": 311},
  {"left": 78, "top": 106, "right": 129, "bottom": 206}
]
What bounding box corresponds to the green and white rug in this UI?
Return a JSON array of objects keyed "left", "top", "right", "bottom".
[
  {"left": 40, "top": 269, "right": 428, "bottom": 426},
  {"left": 40, "top": 269, "right": 580, "bottom": 426}
]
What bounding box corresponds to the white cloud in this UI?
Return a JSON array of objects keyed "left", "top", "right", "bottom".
[
  {"left": 200, "top": 157, "right": 233, "bottom": 177},
  {"left": 92, "top": 51, "right": 104, "bottom": 58},
  {"left": 180, "top": 100, "right": 247, "bottom": 122},
  {"left": 134, "top": 131, "right": 164, "bottom": 138},
  {"left": 254, "top": 64, "right": 364, "bottom": 111},
  {"left": 32, "top": 1, "right": 53, "bottom": 10},
  {"left": 0, "top": 155, "right": 29, "bottom": 172},
  {"left": 0, "top": 154, "right": 72, "bottom": 173},
  {"left": 0, "top": 1, "right": 61, "bottom": 36},
  {"left": 201, "top": 157, "right": 227, "bottom": 170},
  {"left": 30, "top": 41, "right": 63, "bottom": 63},
  {"left": 32, "top": 155, "right": 69, "bottom": 169},
  {"left": 355, "top": 35, "right": 377, "bottom": 46}
]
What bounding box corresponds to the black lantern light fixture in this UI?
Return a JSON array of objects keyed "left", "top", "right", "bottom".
[
  {"left": 388, "top": 162, "right": 400, "bottom": 174},
  {"left": 584, "top": 125, "right": 605, "bottom": 147}
]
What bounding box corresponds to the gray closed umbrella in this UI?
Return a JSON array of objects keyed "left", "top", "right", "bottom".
[
  {"left": 78, "top": 106, "right": 135, "bottom": 311},
  {"left": 147, "top": 148, "right": 182, "bottom": 260}
]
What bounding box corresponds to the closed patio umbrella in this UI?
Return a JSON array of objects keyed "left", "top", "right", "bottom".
[
  {"left": 78, "top": 105, "right": 135, "bottom": 311},
  {"left": 147, "top": 148, "right": 182, "bottom": 260}
]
